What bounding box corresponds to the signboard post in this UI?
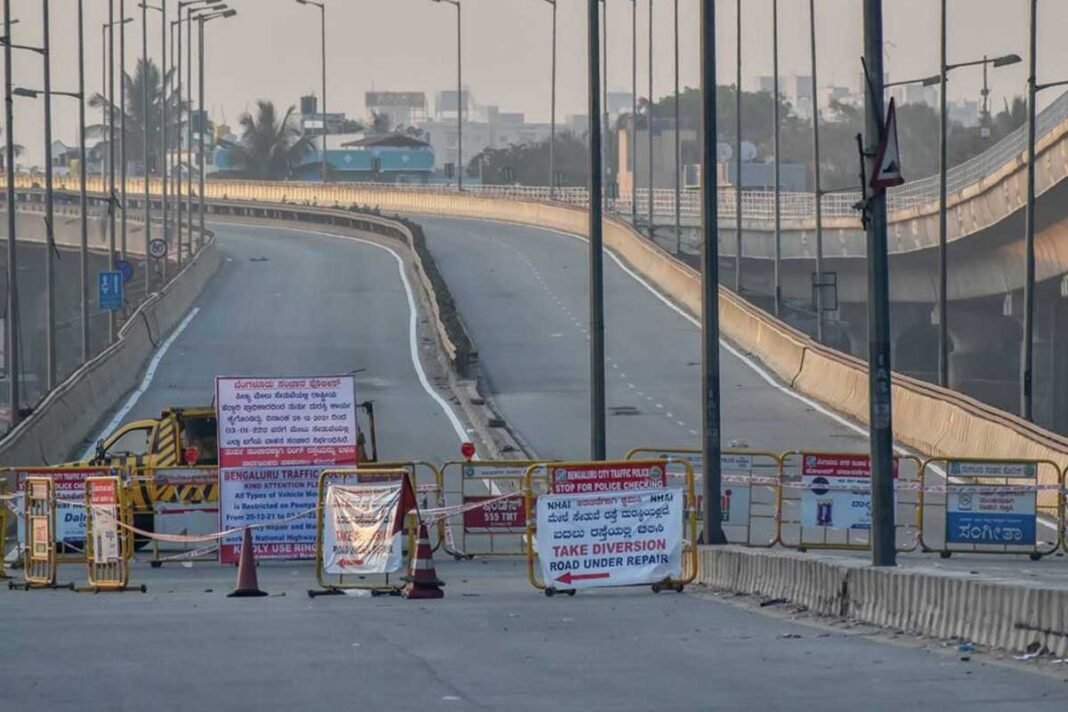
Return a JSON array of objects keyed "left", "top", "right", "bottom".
[
  {"left": 98, "top": 271, "right": 123, "bottom": 311},
  {"left": 215, "top": 375, "right": 358, "bottom": 564}
]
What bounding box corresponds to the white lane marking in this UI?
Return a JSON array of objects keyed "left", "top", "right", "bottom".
[
  {"left": 209, "top": 222, "right": 470, "bottom": 442},
  {"left": 82, "top": 308, "right": 201, "bottom": 459}
]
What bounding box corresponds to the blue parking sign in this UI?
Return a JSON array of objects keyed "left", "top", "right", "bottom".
[{"left": 98, "top": 271, "right": 123, "bottom": 311}]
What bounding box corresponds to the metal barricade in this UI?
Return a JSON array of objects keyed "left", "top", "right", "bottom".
[
  {"left": 13, "top": 477, "right": 65, "bottom": 590},
  {"left": 625, "top": 447, "right": 782, "bottom": 547},
  {"left": 777, "top": 451, "right": 922, "bottom": 553},
  {"left": 83, "top": 476, "right": 143, "bottom": 592},
  {"left": 440, "top": 460, "right": 547, "bottom": 558},
  {"left": 524, "top": 459, "right": 699, "bottom": 595},
  {"left": 310, "top": 468, "right": 417, "bottom": 597},
  {"left": 374, "top": 461, "right": 445, "bottom": 552},
  {"left": 137, "top": 467, "right": 221, "bottom": 567},
  {"left": 919, "top": 458, "right": 1062, "bottom": 560},
  {"left": 13, "top": 466, "right": 114, "bottom": 564}
]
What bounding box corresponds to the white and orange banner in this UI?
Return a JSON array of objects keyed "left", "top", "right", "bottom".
[{"left": 323, "top": 482, "right": 411, "bottom": 575}]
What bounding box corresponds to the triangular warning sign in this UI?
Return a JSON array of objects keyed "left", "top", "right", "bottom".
[{"left": 870, "top": 97, "right": 905, "bottom": 190}]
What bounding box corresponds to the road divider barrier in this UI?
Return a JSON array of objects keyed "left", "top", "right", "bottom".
[
  {"left": 524, "top": 459, "right": 699, "bottom": 596},
  {"left": 919, "top": 458, "right": 1063, "bottom": 560}
]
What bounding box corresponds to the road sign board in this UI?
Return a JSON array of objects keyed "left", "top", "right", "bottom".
[
  {"left": 148, "top": 238, "right": 167, "bottom": 260},
  {"left": 98, "top": 271, "right": 123, "bottom": 311},
  {"left": 115, "top": 259, "right": 134, "bottom": 283}
]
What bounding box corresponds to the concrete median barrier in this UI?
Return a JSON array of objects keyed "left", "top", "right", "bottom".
[{"left": 697, "top": 546, "right": 1068, "bottom": 657}]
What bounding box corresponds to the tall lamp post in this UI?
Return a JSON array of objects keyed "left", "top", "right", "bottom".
[
  {"left": 699, "top": 0, "right": 725, "bottom": 544},
  {"left": 536, "top": 0, "right": 557, "bottom": 196},
  {"left": 196, "top": 8, "right": 237, "bottom": 242},
  {"left": 673, "top": 0, "right": 680, "bottom": 254},
  {"left": 1, "top": 10, "right": 46, "bottom": 424},
  {"left": 431, "top": 0, "right": 463, "bottom": 190},
  {"left": 184, "top": 2, "right": 223, "bottom": 256},
  {"left": 1022, "top": 0, "right": 1067, "bottom": 420},
  {"left": 141, "top": 0, "right": 151, "bottom": 295},
  {"left": 630, "top": 0, "right": 636, "bottom": 226},
  {"left": 772, "top": 0, "right": 780, "bottom": 316},
  {"left": 808, "top": 0, "right": 822, "bottom": 341},
  {"left": 733, "top": 0, "right": 742, "bottom": 293},
  {"left": 104, "top": 9, "right": 134, "bottom": 345},
  {"left": 646, "top": 0, "right": 653, "bottom": 230},
  {"left": 295, "top": 0, "right": 327, "bottom": 183},
  {"left": 141, "top": 1, "right": 169, "bottom": 284},
  {"left": 586, "top": 0, "right": 605, "bottom": 459}
]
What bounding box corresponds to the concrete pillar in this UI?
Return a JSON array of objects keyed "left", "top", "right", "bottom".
[{"left": 948, "top": 303, "right": 1020, "bottom": 413}]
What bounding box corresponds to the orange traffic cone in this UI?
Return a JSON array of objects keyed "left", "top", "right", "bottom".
[
  {"left": 227, "top": 527, "right": 268, "bottom": 598},
  {"left": 402, "top": 522, "right": 444, "bottom": 599}
]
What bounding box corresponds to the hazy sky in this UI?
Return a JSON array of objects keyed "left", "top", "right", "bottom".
[{"left": 4, "top": 0, "right": 1064, "bottom": 165}]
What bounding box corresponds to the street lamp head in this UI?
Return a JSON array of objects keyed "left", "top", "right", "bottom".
[
  {"left": 921, "top": 74, "right": 942, "bottom": 87},
  {"left": 12, "top": 87, "right": 38, "bottom": 99},
  {"left": 993, "top": 53, "right": 1022, "bottom": 68}
]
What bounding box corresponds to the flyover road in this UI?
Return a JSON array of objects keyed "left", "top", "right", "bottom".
[
  {"left": 82, "top": 221, "right": 466, "bottom": 464},
  {"left": 414, "top": 215, "right": 868, "bottom": 460}
]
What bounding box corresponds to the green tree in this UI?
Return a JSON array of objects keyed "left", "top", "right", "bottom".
[
  {"left": 88, "top": 58, "right": 182, "bottom": 174},
  {"left": 471, "top": 132, "right": 588, "bottom": 187},
  {"left": 227, "top": 100, "right": 313, "bottom": 180}
]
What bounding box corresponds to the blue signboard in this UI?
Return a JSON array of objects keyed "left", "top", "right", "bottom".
[
  {"left": 946, "top": 488, "right": 1037, "bottom": 546},
  {"left": 115, "top": 259, "right": 134, "bottom": 283},
  {"left": 98, "top": 271, "right": 123, "bottom": 311}
]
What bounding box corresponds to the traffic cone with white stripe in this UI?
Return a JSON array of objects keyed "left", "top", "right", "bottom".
[
  {"left": 227, "top": 527, "right": 267, "bottom": 598},
  {"left": 402, "top": 521, "right": 444, "bottom": 599}
]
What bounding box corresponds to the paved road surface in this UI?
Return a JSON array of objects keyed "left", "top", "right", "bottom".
[
  {"left": 415, "top": 215, "right": 865, "bottom": 460},
  {"left": 2, "top": 561, "right": 1065, "bottom": 711},
  {"left": 82, "top": 221, "right": 464, "bottom": 465}
]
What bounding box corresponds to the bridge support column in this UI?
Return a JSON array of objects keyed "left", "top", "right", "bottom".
[{"left": 948, "top": 306, "right": 1020, "bottom": 414}]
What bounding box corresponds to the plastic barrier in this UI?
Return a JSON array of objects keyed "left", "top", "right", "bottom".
[
  {"left": 524, "top": 459, "right": 698, "bottom": 595},
  {"left": 83, "top": 476, "right": 143, "bottom": 592},
  {"left": 310, "top": 468, "right": 418, "bottom": 597},
  {"left": 777, "top": 451, "right": 922, "bottom": 553},
  {"left": 440, "top": 460, "right": 547, "bottom": 557},
  {"left": 920, "top": 458, "right": 1062, "bottom": 560},
  {"left": 625, "top": 447, "right": 782, "bottom": 547}
]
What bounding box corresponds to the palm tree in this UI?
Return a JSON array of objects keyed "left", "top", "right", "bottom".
[
  {"left": 227, "top": 100, "right": 313, "bottom": 180},
  {"left": 88, "top": 58, "right": 183, "bottom": 175}
]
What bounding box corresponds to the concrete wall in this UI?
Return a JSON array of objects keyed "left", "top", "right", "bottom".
[{"left": 697, "top": 546, "right": 1068, "bottom": 657}]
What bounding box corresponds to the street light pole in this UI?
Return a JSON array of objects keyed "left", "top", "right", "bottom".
[
  {"left": 159, "top": 1, "right": 167, "bottom": 282},
  {"left": 772, "top": 0, "right": 781, "bottom": 317},
  {"left": 43, "top": 0, "right": 57, "bottom": 391},
  {"left": 295, "top": 1, "right": 327, "bottom": 182},
  {"left": 863, "top": 0, "right": 896, "bottom": 568},
  {"left": 809, "top": 0, "right": 824, "bottom": 342},
  {"left": 107, "top": 4, "right": 117, "bottom": 344},
  {"left": 3, "top": 1, "right": 20, "bottom": 426},
  {"left": 142, "top": 0, "right": 151, "bottom": 296},
  {"left": 602, "top": 0, "right": 609, "bottom": 207},
  {"left": 647, "top": 0, "right": 653, "bottom": 230},
  {"left": 431, "top": 0, "right": 462, "bottom": 190},
  {"left": 700, "top": 0, "right": 725, "bottom": 544},
  {"left": 631, "top": 0, "right": 636, "bottom": 227},
  {"left": 543, "top": 0, "right": 556, "bottom": 196},
  {"left": 1022, "top": 0, "right": 1037, "bottom": 421},
  {"left": 120, "top": 0, "right": 128, "bottom": 259},
  {"left": 673, "top": 0, "right": 680, "bottom": 254},
  {"left": 78, "top": 0, "right": 89, "bottom": 364},
  {"left": 937, "top": 0, "right": 948, "bottom": 388},
  {"left": 734, "top": 0, "right": 742, "bottom": 293},
  {"left": 186, "top": 4, "right": 193, "bottom": 252},
  {"left": 587, "top": 0, "right": 605, "bottom": 460}
]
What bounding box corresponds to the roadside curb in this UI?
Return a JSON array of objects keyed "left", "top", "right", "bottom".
[{"left": 697, "top": 545, "right": 1068, "bottom": 656}]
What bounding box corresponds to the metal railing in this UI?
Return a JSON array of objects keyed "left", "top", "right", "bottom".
[{"left": 307, "top": 89, "right": 1068, "bottom": 229}]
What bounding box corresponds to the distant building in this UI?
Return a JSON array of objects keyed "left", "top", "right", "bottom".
[
  {"left": 418, "top": 105, "right": 552, "bottom": 174},
  {"left": 365, "top": 91, "right": 429, "bottom": 128}
]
